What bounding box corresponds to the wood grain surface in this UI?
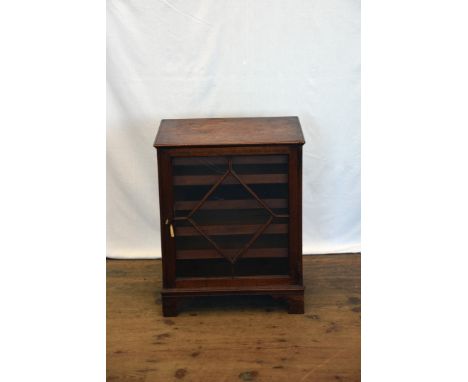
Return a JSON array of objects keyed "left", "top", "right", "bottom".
[
  {"left": 107, "top": 254, "right": 360, "bottom": 381},
  {"left": 154, "top": 117, "right": 305, "bottom": 147}
]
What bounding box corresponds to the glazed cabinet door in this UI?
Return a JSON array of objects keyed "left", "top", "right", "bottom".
[{"left": 172, "top": 153, "right": 290, "bottom": 278}]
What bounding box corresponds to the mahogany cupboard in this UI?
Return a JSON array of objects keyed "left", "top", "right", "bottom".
[{"left": 154, "top": 117, "right": 305, "bottom": 316}]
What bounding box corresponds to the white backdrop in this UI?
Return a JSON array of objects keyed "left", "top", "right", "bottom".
[{"left": 107, "top": 0, "right": 360, "bottom": 258}]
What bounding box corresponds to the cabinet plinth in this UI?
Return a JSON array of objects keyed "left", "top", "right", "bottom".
[{"left": 154, "top": 117, "right": 305, "bottom": 316}]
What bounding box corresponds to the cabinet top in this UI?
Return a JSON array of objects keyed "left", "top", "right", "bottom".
[{"left": 154, "top": 116, "right": 305, "bottom": 148}]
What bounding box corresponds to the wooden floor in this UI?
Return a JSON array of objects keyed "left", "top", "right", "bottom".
[{"left": 107, "top": 254, "right": 360, "bottom": 382}]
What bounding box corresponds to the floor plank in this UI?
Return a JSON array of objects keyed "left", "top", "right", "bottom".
[{"left": 107, "top": 254, "right": 360, "bottom": 382}]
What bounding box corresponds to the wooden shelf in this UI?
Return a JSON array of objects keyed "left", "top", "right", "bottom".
[
  {"left": 173, "top": 173, "right": 288, "bottom": 186},
  {"left": 173, "top": 155, "right": 288, "bottom": 166},
  {"left": 174, "top": 198, "right": 288, "bottom": 211},
  {"left": 176, "top": 248, "right": 288, "bottom": 260},
  {"left": 175, "top": 223, "right": 288, "bottom": 237}
]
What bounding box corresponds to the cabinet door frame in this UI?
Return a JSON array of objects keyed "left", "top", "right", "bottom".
[{"left": 157, "top": 144, "right": 303, "bottom": 288}]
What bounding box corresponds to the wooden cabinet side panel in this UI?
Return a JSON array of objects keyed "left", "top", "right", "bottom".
[
  {"left": 297, "top": 145, "right": 303, "bottom": 284},
  {"left": 157, "top": 149, "right": 176, "bottom": 288},
  {"left": 288, "top": 145, "right": 303, "bottom": 285}
]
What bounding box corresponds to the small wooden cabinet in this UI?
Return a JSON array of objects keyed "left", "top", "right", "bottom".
[{"left": 154, "top": 117, "right": 305, "bottom": 316}]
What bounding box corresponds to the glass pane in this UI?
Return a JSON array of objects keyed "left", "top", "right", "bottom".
[
  {"left": 231, "top": 155, "right": 289, "bottom": 276},
  {"left": 172, "top": 155, "right": 289, "bottom": 278}
]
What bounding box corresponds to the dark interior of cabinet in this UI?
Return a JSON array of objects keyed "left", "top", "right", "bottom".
[{"left": 172, "top": 155, "right": 289, "bottom": 278}]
